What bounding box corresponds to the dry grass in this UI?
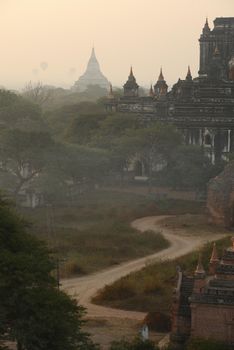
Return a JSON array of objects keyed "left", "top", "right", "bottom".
[
  {"left": 93, "top": 235, "right": 231, "bottom": 314},
  {"left": 18, "top": 191, "right": 205, "bottom": 277},
  {"left": 158, "top": 214, "right": 230, "bottom": 236}
]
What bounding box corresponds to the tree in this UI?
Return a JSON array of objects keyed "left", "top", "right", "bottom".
[
  {"left": 118, "top": 123, "right": 182, "bottom": 191},
  {"left": 36, "top": 143, "right": 110, "bottom": 202},
  {"left": 0, "top": 197, "right": 98, "bottom": 350},
  {"left": 158, "top": 145, "right": 226, "bottom": 191},
  {"left": 22, "top": 81, "right": 53, "bottom": 107},
  {"left": 0, "top": 129, "right": 54, "bottom": 195},
  {"left": 0, "top": 90, "right": 46, "bottom": 132},
  {"left": 46, "top": 101, "right": 106, "bottom": 140}
]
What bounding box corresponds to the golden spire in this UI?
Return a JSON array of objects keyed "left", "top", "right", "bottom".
[
  {"left": 210, "top": 242, "right": 219, "bottom": 263},
  {"left": 195, "top": 254, "right": 205, "bottom": 276},
  {"left": 130, "top": 66, "right": 133, "bottom": 77}
]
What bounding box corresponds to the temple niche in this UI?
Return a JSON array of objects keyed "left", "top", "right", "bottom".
[{"left": 207, "top": 161, "right": 234, "bottom": 228}]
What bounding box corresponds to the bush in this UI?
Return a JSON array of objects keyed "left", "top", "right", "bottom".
[
  {"left": 144, "top": 312, "right": 171, "bottom": 332},
  {"left": 110, "top": 337, "right": 159, "bottom": 350},
  {"left": 186, "top": 337, "right": 229, "bottom": 350}
]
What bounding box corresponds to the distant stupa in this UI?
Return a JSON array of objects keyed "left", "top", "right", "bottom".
[{"left": 72, "top": 48, "right": 109, "bottom": 92}]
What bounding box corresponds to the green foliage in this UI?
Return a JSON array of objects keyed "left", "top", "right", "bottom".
[
  {"left": 0, "top": 90, "right": 45, "bottom": 132},
  {"left": 186, "top": 337, "right": 228, "bottom": 350},
  {"left": 110, "top": 338, "right": 158, "bottom": 350},
  {"left": 158, "top": 145, "right": 226, "bottom": 190},
  {"left": 46, "top": 101, "right": 106, "bottom": 140},
  {"left": 0, "top": 197, "right": 98, "bottom": 350},
  {"left": 0, "top": 129, "right": 54, "bottom": 195}
]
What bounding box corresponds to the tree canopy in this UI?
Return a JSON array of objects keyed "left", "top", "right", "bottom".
[{"left": 0, "top": 197, "right": 98, "bottom": 350}]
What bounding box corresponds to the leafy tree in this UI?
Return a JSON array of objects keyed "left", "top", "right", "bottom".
[
  {"left": 0, "top": 90, "right": 45, "bottom": 132},
  {"left": 93, "top": 113, "right": 141, "bottom": 149},
  {"left": 0, "top": 129, "right": 54, "bottom": 195},
  {"left": 119, "top": 123, "right": 182, "bottom": 191},
  {"left": 0, "top": 197, "right": 98, "bottom": 350},
  {"left": 158, "top": 145, "right": 226, "bottom": 191},
  {"left": 47, "top": 101, "right": 106, "bottom": 140},
  {"left": 37, "top": 143, "right": 110, "bottom": 202}
]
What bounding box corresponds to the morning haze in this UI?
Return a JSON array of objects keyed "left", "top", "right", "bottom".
[{"left": 0, "top": 0, "right": 233, "bottom": 89}]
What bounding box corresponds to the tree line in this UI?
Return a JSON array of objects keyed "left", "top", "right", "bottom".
[{"left": 0, "top": 88, "right": 226, "bottom": 205}]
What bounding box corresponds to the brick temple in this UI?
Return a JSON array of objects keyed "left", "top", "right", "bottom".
[{"left": 170, "top": 239, "right": 234, "bottom": 348}]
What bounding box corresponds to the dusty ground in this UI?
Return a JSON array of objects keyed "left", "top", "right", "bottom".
[{"left": 62, "top": 215, "right": 226, "bottom": 349}]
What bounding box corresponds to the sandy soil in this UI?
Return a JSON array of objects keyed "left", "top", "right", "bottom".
[{"left": 61, "top": 215, "right": 226, "bottom": 348}]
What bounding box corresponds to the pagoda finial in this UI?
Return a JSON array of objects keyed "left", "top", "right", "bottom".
[
  {"left": 91, "top": 46, "right": 96, "bottom": 57},
  {"left": 195, "top": 254, "right": 205, "bottom": 276},
  {"left": 202, "top": 17, "right": 210, "bottom": 35},
  {"left": 186, "top": 65, "right": 192, "bottom": 81},
  {"left": 210, "top": 242, "right": 219, "bottom": 263},
  {"left": 158, "top": 67, "right": 164, "bottom": 81},
  {"left": 130, "top": 66, "right": 133, "bottom": 77}
]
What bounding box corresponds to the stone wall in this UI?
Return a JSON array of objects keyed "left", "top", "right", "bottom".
[{"left": 207, "top": 162, "right": 234, "bottom": 228}]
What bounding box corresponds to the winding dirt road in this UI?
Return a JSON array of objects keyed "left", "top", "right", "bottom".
[{"left": 62, "top": 215, "right": 223, "bottom": 321}]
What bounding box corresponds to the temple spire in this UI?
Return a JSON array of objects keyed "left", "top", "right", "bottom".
[
  {"left": 195, "top": 254, "right": 205, "bottom": 276},
  {"left": 123, "top": 66, "right": 139, "bottom": 97},
  {"left": 210, "top": 242, "right": 219, "bottom": 263},
  {"left": 154, "top": 68, "right": 168, "bottom": 97},
  {"left": 149, "top": 84, "right": 154, "bottom": 97},
  {"left": 202, "top": 17, "right": 210, "bottom": 35},
  {"left": 158, "top": 67, "right": 164, "bottom": 81},
  {"left": 186, "top": 65, "right": 192, "bottom": 81}
]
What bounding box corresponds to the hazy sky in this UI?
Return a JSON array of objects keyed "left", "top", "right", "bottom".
[{"left": 0, "top": 0, "right": 233, "bottom": 90}]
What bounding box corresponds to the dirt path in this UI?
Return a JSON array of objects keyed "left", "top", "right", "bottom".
[{"left": 62, "top": 215, "right": 222, "bottom": 320}]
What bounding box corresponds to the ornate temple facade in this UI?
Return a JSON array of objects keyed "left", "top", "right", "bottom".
[
  {"left": 170, "top": 240, "right": 234, "bottom": 348},
  {"left": 73, "top": 48, "right": 109, "bottom": 92},
  {"left": 106, "top": 17, "right": 234, "bottom": 163}
]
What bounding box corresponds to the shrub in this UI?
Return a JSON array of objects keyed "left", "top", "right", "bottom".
[
  {"left": 144, "top": 312, "right": 171, "bottom": 332},
  {"left": 186, "top": 337, "right": 229, "bottom": 350},
  {"left": 110, "top": 337, "right": 159, "bottom": 350}
]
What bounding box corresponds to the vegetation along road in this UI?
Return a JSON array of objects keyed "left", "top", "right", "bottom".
[{"left": 62, "top": 215, "right": 224, "bottom": 321}]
